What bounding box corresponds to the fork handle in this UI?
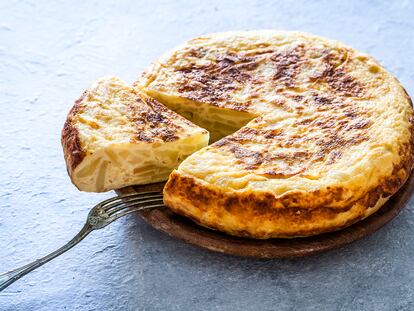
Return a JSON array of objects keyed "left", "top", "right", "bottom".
[{"left": 0, "top": 223, "right": 93, "bottom": 292}]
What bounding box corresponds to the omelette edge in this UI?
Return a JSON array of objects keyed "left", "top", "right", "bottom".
[{"left": 157, "top": 31, "right": 414, "bottom": 238}]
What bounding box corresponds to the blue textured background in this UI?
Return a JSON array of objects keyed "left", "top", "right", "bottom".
[{"left": 1, "top": 1, "right": 413, "bottom": 310}]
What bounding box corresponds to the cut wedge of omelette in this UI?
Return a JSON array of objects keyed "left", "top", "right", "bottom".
[
  {"left": 62, "top": 76, "right": 209, "bottom": 192},
  {"left": 137, "top": 31, "right": 414, "bottom": 238}
]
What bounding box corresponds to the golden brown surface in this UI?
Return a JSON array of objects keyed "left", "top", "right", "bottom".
[
  {"left": 62, "top": 76, "right": 209, "bottom": 192},
  {"left": 139, "top": 31, "right": 414, "bottom": 238}
]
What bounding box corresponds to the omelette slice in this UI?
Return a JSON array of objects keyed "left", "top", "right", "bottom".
[
  {"left": 62, "top": 76, "right": 209, "bottom": 192},
  {"left": 139, "top": 31, "right": 414, "bottom": 238}
]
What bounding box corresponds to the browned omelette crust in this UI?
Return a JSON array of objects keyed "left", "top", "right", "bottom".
[
  {"left": 62, "top": 92, "right": 87, "bottom": 177},
  {"left": 61, "top": 82, "right": 198, "bottom": 180},
  {"left": 153, "top": 42, "right": 374, "bottom": 112},
  {"left": 128, "top": 93, "right": 193, "bottom": 144},
  {"left": 157, "top": 31, "right": 414, "bottom": 238},
  {"left": 164, "top": 135, "right": 413, "bottom": 238},
  {"left": 211, "top": 93, "right": 373, "bottom": 179}
]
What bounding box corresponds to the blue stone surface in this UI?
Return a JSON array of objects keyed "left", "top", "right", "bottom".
[{"left": 1, "top": 0, "right": 413, "bottom": 310}]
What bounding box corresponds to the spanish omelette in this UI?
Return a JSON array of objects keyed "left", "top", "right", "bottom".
[
  {"left": 137, "top": 31, "right": 414, "bottom": 238},
  {"left": 62, "top": 76, "right": 209, "bottom": 192}
]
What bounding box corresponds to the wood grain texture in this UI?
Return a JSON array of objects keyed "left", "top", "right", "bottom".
[{"left": 116, "top": 171, "right": 414, "bottom": 258}]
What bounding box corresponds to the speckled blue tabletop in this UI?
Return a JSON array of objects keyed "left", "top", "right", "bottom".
[{"left": 1, "top": 0, "right": 413, "bottom": 310}]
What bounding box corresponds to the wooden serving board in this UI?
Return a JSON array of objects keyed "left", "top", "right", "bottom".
[{"left": 116, "top": 172, "right": 414, "bottom": 258}]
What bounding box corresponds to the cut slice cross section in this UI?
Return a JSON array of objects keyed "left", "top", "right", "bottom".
[{"left": 62, "top": 76, "right": 209, "bottom": 192}]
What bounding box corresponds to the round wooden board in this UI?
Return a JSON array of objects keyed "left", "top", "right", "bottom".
[{"left": 116, "top": 172, "right": 414, "bottom": 258}]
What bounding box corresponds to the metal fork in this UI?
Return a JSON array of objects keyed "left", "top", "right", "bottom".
[{"left": 0, "top": 191, "right": 164, "bottom": 292}]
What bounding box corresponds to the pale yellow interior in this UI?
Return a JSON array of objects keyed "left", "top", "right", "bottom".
[{"left": 73, "top": 132, "right": 209, "bottom": 192}]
